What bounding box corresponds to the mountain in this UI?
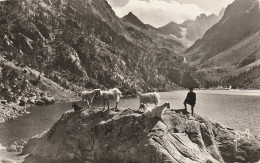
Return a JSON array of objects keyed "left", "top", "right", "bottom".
[
  {"left": 185, "top": 0, "right": 260, "bottom": 88},
  {"left": 182, "top": 14, "right": 219, "bottom": 42},
  {"left": 121, "top": 11, "right": 223, "bottom": 49},
  {"left": 180, "top": 7, "right": 227, "bottom": 43},
  {"left": 157, "top": 11, "right": 224, "bottom": 46},
  {"left": 158, "top": 21, "right": 182, "bottom": 38},
  {"left": 122, "top": 12, "right": 148, "bottom": 29},
  {"left": 120, "top": 12, "right": 186, "bottom": 52},
  {"left": 186, "top": 0, "right": 260, "bottom": 63},
  {"left": 218, "top": 7, "right": 226, "bottom": 19},
  {"left": 145, "top": 24, "right": 158, "bottom": 31},
  {"left": 0, "top": 0, "right": 197, "bottom": 103}
]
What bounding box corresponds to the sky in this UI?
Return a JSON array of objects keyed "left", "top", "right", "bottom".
[{"left": 106, "top": 0, "right": 235, "bottom": 27}]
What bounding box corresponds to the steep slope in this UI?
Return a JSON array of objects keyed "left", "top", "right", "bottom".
[
  {"left": 186, "top": 0, "right": 260, "bottom": 64},
  {"left": 0, "top": 0, "right": 198, "bottom": 104},
  {"left": 145, "top": 24, "right": 158, "bottom": 31},
  {"left": 195, "top": 32, "right": 260, "bottom": 88},
  {"left": 218, "top": 8, "right": 226, "bottom": 20},
  {"left": 158, "top": 21, "right": 182, "bottom": 38},
  {"left": 185, "top": 0, "right": 260, "bottom": 88},
  {"left": 22, "top": 107, "right": 260, "bottom": 162}
]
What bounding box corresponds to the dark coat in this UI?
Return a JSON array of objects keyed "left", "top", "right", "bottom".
[{"left": 184, "top": 92, "right": 196, "bottom": 105}]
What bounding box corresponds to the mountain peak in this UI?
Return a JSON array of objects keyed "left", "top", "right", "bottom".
[
  {"left": 196, "top": 14, "right": 217, "bottom": 22},
  {"left": 223, "top": 0, "right": 259, "bottom": 18},
  {"left": 122, "top": 12, "right": 147, "bottom": 29},
  {"left": 166, "top": 21, "right": 179, "bottom": 26},
  {"left": 157, "top": 21, "right": 182, "bottom": 38},
  {"left": 127, "top": 12, "right": 134, "bottom": 16},
  {"left": 198, "top": 13, "right": 207, "bottom": 18}
]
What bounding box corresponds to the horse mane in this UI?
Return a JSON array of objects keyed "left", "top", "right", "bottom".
[{"left": 111, "top": 88, "right": 121, "bottom": 94}]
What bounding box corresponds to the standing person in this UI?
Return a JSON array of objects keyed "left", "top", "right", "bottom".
[{"left": 184, "top": 88, "right": 196, "bottom": 116}]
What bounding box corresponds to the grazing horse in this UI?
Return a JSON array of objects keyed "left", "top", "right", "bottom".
[
  {"left": 100, "top": 88, "right": 122, "bottom": 111},
  {"left": 137, "top": 92, "right": 160, "bottom": 111},
  {"left": 140, "top": 102, "right": 170, "bottom": 119}
]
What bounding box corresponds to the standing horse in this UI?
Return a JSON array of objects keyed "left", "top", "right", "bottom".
[
  {"left": 100, "top": 88, "right": 122, "bottom": 111},
  {"left": 81, "top": 89, "right": 101, "bottom": 108}
]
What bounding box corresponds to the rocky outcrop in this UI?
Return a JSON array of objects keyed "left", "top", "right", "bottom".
[
  {"left": 22, "top": 107, "right": 260, "bottom": 163},
  {"left": 0, "top": 102, "right": 28, "bottom": 124},
  {"left": 0, "top": 94, "right": 56, "bottom": 124},
  {"left": 6, "top": 140, "right": 26, "bottom": 153}
]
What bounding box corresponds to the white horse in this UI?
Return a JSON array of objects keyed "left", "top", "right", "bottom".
[
  {"left": 100, "top": 88, "right": 122, "bottom": 110},
  {"left": 140, "top": 102, "right": 170, "bottom": 119},
  {"left": 137, "top": 92, "right": 160, "bottom": 108},
  {"left": 81, "top": 89, "right": 101, "bottom": 108}
]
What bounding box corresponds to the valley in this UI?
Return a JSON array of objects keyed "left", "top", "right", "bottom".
[{"left": 0, "top": 0, "right": 260, "bottom": 121}]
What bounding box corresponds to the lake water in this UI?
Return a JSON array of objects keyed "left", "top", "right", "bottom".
[{"left": 0, "top": 90, "right": 260, "bottom": 146}]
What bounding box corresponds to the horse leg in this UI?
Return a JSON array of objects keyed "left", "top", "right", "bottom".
[
  {"left": 138, "top": 102, "right": 142, "bottom": 111},
  {"left": 107, "top": 101, "right": 110, "bottom": 110},
  {"left": 86, "top": 101, "right": 90, "bottom": 108},
  {"left": 103, "top": 100, "right": 106, "bottom": 111},
  {"left": 115, "top": 101, "right": 118, "bottom": 109},
  {"left": 82, "top": 96, "right": 84, "bottom": 102},
  {"left": 89, "top": 98, "right": 94, "bottom": 109}
]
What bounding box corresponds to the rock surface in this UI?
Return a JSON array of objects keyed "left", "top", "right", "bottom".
[
  {"left": 6, "top": 140, "right": 26, "bottom": 153},
  {"left": 0, "top": 102, "right": 28, "bottom": 124},
  {"left": 22, "top": 107, "right": 260, "bottom": 163}
]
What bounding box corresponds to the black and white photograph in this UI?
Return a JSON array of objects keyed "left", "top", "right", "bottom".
[{"left": 0, "top": 0, "right": 260, "bottom": 162}]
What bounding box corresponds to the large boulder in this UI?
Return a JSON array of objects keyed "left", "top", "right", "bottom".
[
  {"left": 22, "top": 108, "right": 260, "bottom": 163},
  {"left": 33, "top": 97, "right": 55, "bottom": 105}
]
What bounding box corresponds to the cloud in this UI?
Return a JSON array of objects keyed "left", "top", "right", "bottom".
[
  {"left": 172, "top": 0, "right": 235, "bottom": 14},
  {"left": 106, "top": 0, "right": 129, "bottom": 7},
  {"left": 108, "top": 0, "right": 210, "bottom": 27}
]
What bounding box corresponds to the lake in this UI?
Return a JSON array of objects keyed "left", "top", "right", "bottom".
[{"left": 0, "top": 90, "right": 260, "bottom": 146}]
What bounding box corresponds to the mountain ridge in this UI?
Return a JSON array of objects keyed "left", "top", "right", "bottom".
[
  {"left": 158, "top": 21, "right": 182, "bottom": 38},
  {"left": 185, "top": 0, "right": 260, "bottom": 88}
]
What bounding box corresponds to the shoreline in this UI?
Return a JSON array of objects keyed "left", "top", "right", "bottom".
[
  {"left": 0, "top": 146, "right": 27, "bottom": 163},
  {"left": 0, "top": 103, "right": 29, "bottom": 124},
  {"left": 2, "top": 89, "right": 260, "bottom": 124},
  {"left": 0, "top": 96, "right": 78, "bottom": 124}
]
